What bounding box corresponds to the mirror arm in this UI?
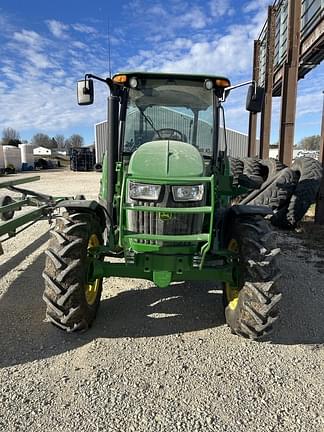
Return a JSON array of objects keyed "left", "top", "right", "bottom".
[
  {"left": 225, "top": 80, "right": 256, "bottom": 93},
  {"left": 85, "top": 73, "right": 112, "bottom": 88},
  {"left": 221, "top": 80, "right": 256, "bottom": 102}
]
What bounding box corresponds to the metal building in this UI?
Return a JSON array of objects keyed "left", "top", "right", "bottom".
[
  {"left": 94, "top": 120, "right": 108, "bottom": 164},
  {"left": 95, "top": 110, "right": 253, "bottom": 163}
]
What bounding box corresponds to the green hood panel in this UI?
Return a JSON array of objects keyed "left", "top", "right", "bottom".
[{"left": 128, "top": 141, "right": 204, "bottom": 179}]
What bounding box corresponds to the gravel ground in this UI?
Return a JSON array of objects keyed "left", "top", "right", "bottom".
[{"left": 0, "top": 170, "right": 324, "bottom": 432}]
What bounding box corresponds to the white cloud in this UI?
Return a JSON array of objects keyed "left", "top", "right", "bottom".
[
  {"left": 0, "top": 1, "right": 322, "bottom": 144},
  {"left": 0, "top": 75, "right": 107, "bottom": 133},
  {"left": 243, "top": 0, "right": 272, "bottom": 13},
  {"left": 46, "top": 20, "right": 69, "bottom": 38},
  {"left": 209, "top": 0, "right": 234, "bottom": 18},
  {"left": 125, "top": 1, "right": 209, "bottom": 39},
  {"left": 0, "top": 15, "right": 110, "bottom": 137},
  {"left": 126, "top": 23, "right": 255, "bottom": 77},
  {"left": 72, "top": 23, "right": 97, "bottom": 34},
  {"left": 72, "top": 41, "right": 87, "bottom": 49},
  {"left": 13, "top": 29, "right": 43, "bottom": 46},
  {"left": 179, "top": 9, "right": 207, "bottom": 29}
]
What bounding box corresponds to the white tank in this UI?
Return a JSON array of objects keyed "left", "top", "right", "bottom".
[
  {"left": 3, "top": 146, "right": 22, "bottom": 171},
  {"left": 0, "top": 145, "right": 4, "bottom": 170},
  {"left": 19, "top": 143, "right": 35, "bottom": 165}
]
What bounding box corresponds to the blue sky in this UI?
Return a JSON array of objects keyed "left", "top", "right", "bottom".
[{"left": 0, "top": 0, "right": 323, "bottom": 145}]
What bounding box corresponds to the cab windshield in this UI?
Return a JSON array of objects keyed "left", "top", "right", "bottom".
[{"left": 124, "top": 78, "right": 214, "bottom": 155}]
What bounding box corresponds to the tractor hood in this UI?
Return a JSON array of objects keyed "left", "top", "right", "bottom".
[{"left": 128, "top": 140, "right": 204, "bottom": 179}]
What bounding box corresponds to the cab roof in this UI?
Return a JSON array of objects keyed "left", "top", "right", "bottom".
[{"left": 114, "top": 71, "right": 231, "bottom": 86}]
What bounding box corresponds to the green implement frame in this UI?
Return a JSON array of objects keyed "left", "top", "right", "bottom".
[{"left": 0, "top": 176, "right": 64, "bottom": 255}]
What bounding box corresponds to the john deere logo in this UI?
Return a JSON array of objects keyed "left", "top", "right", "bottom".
[{"left": 159, "top": 212, "right": 172, "bottom": 221}]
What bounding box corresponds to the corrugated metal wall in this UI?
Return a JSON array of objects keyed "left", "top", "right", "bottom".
[
  {"left": 95, "top": 109, "right": 251, "bottom": 162},
  {"left": 219, "top": 127, "right": 252, "bottom": 158},
  {"left": 94, "top": 121, "right": 108, "bottom": 164}
]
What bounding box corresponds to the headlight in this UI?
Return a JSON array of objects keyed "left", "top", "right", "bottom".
[
  {"left": 129, "top": 182, "right": 161, "bottom": 200},
  {"left": 172, "top": 185, "right": 204, "bottom": 202}
]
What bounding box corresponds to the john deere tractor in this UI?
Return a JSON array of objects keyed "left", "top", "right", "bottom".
[{"left": 42, "top": 72, "right": 281, "bottom": 339}]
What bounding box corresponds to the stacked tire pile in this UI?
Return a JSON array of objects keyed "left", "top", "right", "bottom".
[{"left": 229, "top": 156, "right": 323, "bottom": 229}]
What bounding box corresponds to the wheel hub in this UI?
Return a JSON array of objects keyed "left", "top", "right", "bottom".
[
  {"left": 85, "top": 234, "right": 101, "bottom": 305},
  {"left": 225, "top": 238, "right": 239, "bottom": 311}
]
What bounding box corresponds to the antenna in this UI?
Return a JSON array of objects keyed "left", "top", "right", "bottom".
[{"left": 107, "top": 18, "right": 112, "bottom": 78}]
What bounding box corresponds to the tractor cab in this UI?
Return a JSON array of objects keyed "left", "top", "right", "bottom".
[
  {"left": 76, "top": 72, "right": 265, "bottom": 257},
  {"left": 98, "top": 73, "right": 232, "bottom": 255},
  {"left": 119, "top": 73, "right": 229, "bottom": 157}
]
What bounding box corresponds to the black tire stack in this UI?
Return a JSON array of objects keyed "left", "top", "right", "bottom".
[{"left": 230, "top": 156, "right": 323, "bottom": 229}]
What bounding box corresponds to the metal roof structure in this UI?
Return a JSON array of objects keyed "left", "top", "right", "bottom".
[{"left": 258, "top": 0, "right": 324, "bottom": 95}]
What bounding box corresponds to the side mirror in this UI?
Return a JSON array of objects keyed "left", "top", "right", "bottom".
[
  {"left": 246, "top": 85, "right": 265, "bottom": 113},
  {"left": 77, "top": 79, "right": 94, "bottom": 105}
]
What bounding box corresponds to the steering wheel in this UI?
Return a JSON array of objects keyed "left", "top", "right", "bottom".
[{"left": 152, "top": 128, "right": 187, "bottom": 142}]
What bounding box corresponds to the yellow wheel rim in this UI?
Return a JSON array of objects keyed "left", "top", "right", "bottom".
[
  {"left": 85, "top": 234, "right": 102, "bottom": 306},
  {"left": 225, "top": 239, "right": 239, "bottom": 311}
]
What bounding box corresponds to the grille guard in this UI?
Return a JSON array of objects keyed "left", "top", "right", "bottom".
[{"left": 119, "top": 174, "right": 215, "bottom": 269}]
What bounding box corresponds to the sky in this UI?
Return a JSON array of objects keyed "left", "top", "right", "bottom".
[{"left": 0, "top": 0, "right": 323, "bottom": 146}]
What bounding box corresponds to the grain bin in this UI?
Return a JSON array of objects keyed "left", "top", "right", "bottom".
[
  {"left": 19, "top": 143, "right": 35, "bottom": 169},
  {"left": 3, "top": 145, "right": 22, "bottom": 171}
]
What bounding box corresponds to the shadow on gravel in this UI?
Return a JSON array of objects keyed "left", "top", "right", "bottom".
[
  {"left": 0, "top": 231, "right": 49, "bottom": 275},
  {"left": 96, "top": 280, "right": 224, "bottom": 339},
  {"left": 0, "top": 253, "right": 224, "bottom": 367},
  {"left": 1, "top": 242, "right": 324, "bottom": 368},
  {"left": 268, "top": 228, "right": 324, "bottom": 346},
  {"left": 269, "top": 275, "right": 324, "bottom": 345}
]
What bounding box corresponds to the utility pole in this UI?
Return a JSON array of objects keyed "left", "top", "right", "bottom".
[
  {"left": 259, "top": 6, "right": 276, "bottom": 160},
  {"left": 248, "top": 40, "right": 261, "bottom": 157},
  {"left": 315, "top": 91, "right": 324, "bottom": 224},
  {"left": 278, "top": 0, "right": 302, "bottom": 166}
]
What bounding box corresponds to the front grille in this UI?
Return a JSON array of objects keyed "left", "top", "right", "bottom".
[{"left": 127, "top": 186, "right": 205, "bottom": 244}]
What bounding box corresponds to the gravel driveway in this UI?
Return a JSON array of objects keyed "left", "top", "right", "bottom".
[{"left": 0, "top": 170, "right": 323, "bottom": 432}]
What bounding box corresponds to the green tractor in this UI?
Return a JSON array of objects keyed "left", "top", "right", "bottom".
[{"left": 42, "top": 72, "right": 281, "bottom": 339}]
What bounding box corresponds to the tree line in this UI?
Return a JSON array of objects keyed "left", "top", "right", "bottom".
[
  {"left": 271, "top": 135, "right": 321, "bottom": 151},
  {"left": 1, "top": 127, "right": 85, "bottom": 150}
]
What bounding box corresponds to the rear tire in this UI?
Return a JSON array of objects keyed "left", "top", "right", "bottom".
[
  {"left": 223, "top": 215, "right": 281, "bottom": 340},
  {"left": 42, "top": 211, "right": 104, "bottom": 332}
]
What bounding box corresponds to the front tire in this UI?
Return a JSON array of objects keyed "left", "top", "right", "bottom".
[
  {"left": 42, "top": 211, "right": 104, "bottom": 332},
  {"left": 223, "top": 216, "right": 282, "bottom": 340}
]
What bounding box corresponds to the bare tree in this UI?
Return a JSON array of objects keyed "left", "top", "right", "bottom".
[
  {"left": 31, "top": 133, "right": 52, "bottom": 149},
  {"left": 1, "top": 127, "right": 21, "bottom": 146},
  {"left": 54, "top": 134, "right": 65, "bottom": 150},
  {"left": 298, "top": 135, "right": 321, "bottom": 151},
  {"left": 68, "top": 134, "right": 84, "bottom": 148}
]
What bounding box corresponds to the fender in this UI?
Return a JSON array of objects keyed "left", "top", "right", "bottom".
[{"left": 55, "top": 199, "right": 108, "bottom": 227}]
